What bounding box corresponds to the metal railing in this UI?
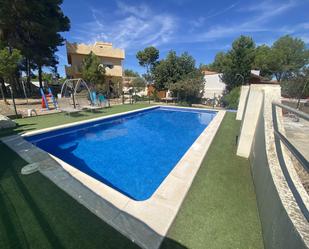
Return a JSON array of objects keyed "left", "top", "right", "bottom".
[
  {"left": 272, "top": 102, "right": 309, "bottom": 172},
  {"left": 272, "top": 101, "right": 309, "bottom": 221}
]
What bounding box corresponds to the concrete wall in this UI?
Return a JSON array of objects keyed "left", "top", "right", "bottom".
[
  {"left": 240, "top": 84, "right": 309, "bottom": 249},
  {"left": 237, "top": 85, "right": 264, "bottom": 158},
  {"left": 236, "top": 85, "right": 249, "bottom": 120},
  {"left": 203, "top": 73, "right": 226, "bottom": 99}
]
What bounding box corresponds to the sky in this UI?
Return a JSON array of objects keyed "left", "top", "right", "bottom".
[{"left": 56, "top": 0, "right": 309, "bottom": 76}]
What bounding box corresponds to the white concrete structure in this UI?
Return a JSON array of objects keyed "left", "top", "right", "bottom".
[
  {"left": 238, "top": 83, "right": 309, "bottom": 249},
  {"left": 202, "top": 71, "right": 226, "bottom": 99},
  {"left": 236, "top": 85, "right": 266, "bottom": 158},
  {"left": 236, "top": 85, "right": 250, "bottom": 120}
]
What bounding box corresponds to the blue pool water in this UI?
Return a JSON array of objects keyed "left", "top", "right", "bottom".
[{"left": 26, "top": 107, "right": 216, "bottom": 200}]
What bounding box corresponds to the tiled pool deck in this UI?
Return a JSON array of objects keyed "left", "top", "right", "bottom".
[{"left": 1, "top": 106, "right": 225, "bottom": 249}]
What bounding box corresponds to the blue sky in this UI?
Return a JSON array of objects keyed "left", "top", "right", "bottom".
[{"left": 56, "top": 0, "right": 309, "bottom": 76}]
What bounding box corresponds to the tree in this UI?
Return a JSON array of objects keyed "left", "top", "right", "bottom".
[
  {"left": 281, "top": 67, "right": 309, "bottom": 108},
  {"left": 124, "top": 69, "right": 139, "bottom": 77},
  {"left": 253, "top": 45, "right": 273, "bottom": 79},
  {"left": 131, "top": 77, "right": 146, "bottom": 95},
  {"left": 0, "top": 0, "right": 70, "bottom": 88},
  {"left": 32, "top": 72, "right": 55, "bottom": 84},
  {"left": 208, "top": 52, "right": 230, "bottom": 73},
  {"left": 220, "top": 36, "right": 256, "bottom": 91},
  {"left": 81, "top": 52, "right": 105, "bottom": 87},
  {"left": 151, "top": 50, "right": 203, "bottom": 104},
  {"left": 136, "top": 46, "right": 159, "bottom": 81},
  {"left": 152, "top": 51, "right": 196, "bottom": 90},
  {"left": 270, "top": 35, "right": 308, "bottom": 82},
  {"left": 0, "top": 48, "right": 22, "bottom": 102},
  {"left": 169, "top": 70, "right": 204, "bottom": 105}
]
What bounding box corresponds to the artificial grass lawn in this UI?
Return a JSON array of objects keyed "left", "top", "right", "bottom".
[
  {"left": 0, "top": 103, "right": 152, "bottom": 137},
  {"left": 0, "top": 110, "right": 264, "bottom": 249},
  {"left": 161, "top": 113, "right": 264, "bottom": 249}
]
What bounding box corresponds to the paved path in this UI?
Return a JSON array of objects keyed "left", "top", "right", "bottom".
[{"left": 284, "top": 116, "right": 309, "bottom": 162}]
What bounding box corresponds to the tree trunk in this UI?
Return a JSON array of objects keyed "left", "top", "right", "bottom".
[
  {"left": 296, "top": 81, "right": 309, "bottom": 110},
  {"left": 38, "top": 65, "right": 43, "bottom": 88},
  {"left": 0, "top": 79, "right": 7, "bottom": 103},
  {"left": 17, "top": 77, "right": 23, "bottom": 97},
  {"left": 26, "top": 58, "right": 32, "bottom": 94},
  {"left": 9, "top": 81, "right": 18, "bottom": 117},
  {"left": 12, "top": 78, "right": 18, "bottom": 96}
]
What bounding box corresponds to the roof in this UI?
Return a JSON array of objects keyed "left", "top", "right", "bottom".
[
  {"left": 249, "top": 73, "right": 279, "bottom": 84},
  {"left": 66, "top": 41, "right": 125, "bottom": 60},
  {"left": 201, "top": 70, "right": 218, "bottom": 75}
]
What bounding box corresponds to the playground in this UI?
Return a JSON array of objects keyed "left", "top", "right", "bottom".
[
  {"left": 0, "top": 98, "right": 60, "bottom": 117},
  {"left": 0, "top": 79, "right": 127, "bottom": 118}
]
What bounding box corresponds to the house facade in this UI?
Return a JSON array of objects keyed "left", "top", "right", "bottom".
[
  {"left": 202, "top": 70, "right": 226, "bottom": 99},
  {"left": 65, "top": 41, "right": 125, "bottom": 92}
]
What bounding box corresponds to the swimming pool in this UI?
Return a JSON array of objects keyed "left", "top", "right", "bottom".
[{"left": 26, "top": 106, "right": 217, "bottom": 200}]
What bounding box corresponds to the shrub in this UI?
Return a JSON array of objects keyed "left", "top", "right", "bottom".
[{"left": 221, "top": 86, "right": 240, "bottom": 109}]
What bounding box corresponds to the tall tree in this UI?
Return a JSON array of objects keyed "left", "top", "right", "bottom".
[
  {"left": 152, "top": 51, "right": 196, "bottom": 90},
  {"left": 270, "top": 35, "right": 308, "bottom": 82},
  {"left": 151, "top": 50, "right": 203, "bottom": 104},
  {"left": 81, "top": 52, "right": 105, "bottom": 86},
  {"left": 220, "top": 35, "right": 256, "bottom": 90},
  {"left": 0, "top": 48, "right": 22, "bottom": 102},
  {"left": 0, "top": 0, "right": 70, "bottom": 88},
  {"left": 169, "top": 70, "right": 204, "bottom": 105},
  {"left": 253, "top": 45, "right": 273, "bottom": 79},
  {"left": 136, "top": 46, "right": 159, "bottom": 82},
  {"left": 207, "top": 52, "right": 231, "bottom": 73}
]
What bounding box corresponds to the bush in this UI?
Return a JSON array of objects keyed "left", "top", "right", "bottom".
[
  {"left": 221, "top": 86, "right": 240, "bottom": 109},
  {"left": 132, "top": 95, "right": 151, "bottom": 102}
]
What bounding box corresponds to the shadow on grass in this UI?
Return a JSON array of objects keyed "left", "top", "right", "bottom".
[
  {"left": 82, "top": 109, "right": 105, "bottom": 114},
  {"left": 10, "top": 167, "right": 66, "bottom": 249},
  {"left": 0, "top": 142, "right": 188, "bottom": 249},
  {"left": 0, "top": 123, "right": 38, "bottom": 138},
  {"left": 0, "top": 186, "right": 25, "bottom": 249},
  {"left": 63, "top": 112, "right": 87, "bottom": 118}
]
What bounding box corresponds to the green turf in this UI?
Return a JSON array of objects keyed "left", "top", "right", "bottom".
[
  {"left": 0, "top": 103, "right": 153, "bottom": 137},
  {"left": 0, "top": 110, "right": 264, "bottom": 249},
  {"left": 0, "top": 142, "right": 142, "bottom": 249},
  {"left": 161, "top": 113, "right": 264, "bottom": 249}
]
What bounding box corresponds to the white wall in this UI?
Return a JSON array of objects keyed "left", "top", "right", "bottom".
[{"left": 203, "top": 73, "right": 226, "bottom": 99}]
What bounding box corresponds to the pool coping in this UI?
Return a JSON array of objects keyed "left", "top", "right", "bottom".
[{"left": 1, "top": 105, "right": 225, "bottom": 249}]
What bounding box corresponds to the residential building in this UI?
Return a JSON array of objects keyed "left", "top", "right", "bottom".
[
  {"left": 202, "top": 69, "right": 278, "bottom": 100},
  {"left": 65, "top": 41, "right": 125, "bottom": 90},
  {"left": 202, "top": 70, "right": 226, "bottom": 99}
]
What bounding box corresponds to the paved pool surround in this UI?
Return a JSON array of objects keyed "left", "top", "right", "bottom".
[{"left": 1, "top": 105, "right": 225, "bottom": 249}]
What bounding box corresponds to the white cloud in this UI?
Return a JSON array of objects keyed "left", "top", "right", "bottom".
[
  {"left": 196, "top": 0, "right": 300, "bottom": 42},
  {"left": 71, "top": 0, "right": 308, "bottom": 52},
  {"left": 116, "top": 1, "right": 150, "bottom": 18},
  {"left": 205, "top": 2, "right": 239, "bottom": 20},
  {"left": 73, "top": 1, "right": 177, "bottom": 49},
  {"left": 189, "top": 2, "right": 239, "bottom": 30}
]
